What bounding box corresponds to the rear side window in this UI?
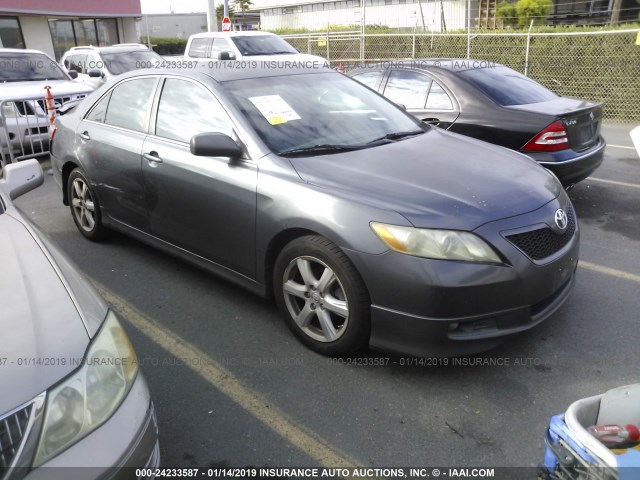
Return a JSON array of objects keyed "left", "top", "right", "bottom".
[
  {"left": 459, "top": 66, "right": 558, "bottom": 106},
  {"left": 383, "top": 70, "right": 430, "bottom": 109},
  {"left": 188, "top": 38, "right": 209, "bottom": 58},
  {"left": 86, "top": 93, "right": 110, "bottom": 122},
  {"left": 352, "top": 71, "right": 380, "bottom": 89},
  {"left": 426, "top": 82, "right": 453, "bottom": 110},
  {"left": 104, "top": 78, "right": 157, "bottom": 132}
]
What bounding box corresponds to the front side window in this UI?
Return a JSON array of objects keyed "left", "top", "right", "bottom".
[
  {"left": 223, "top": 72, "right": 423, "bottom": 155},
  {"left": 155, "top": 78, "right": 233, "bottom": 143},
  {"left": 210, "top": 38, "right": 231, "bottom": 54},
  {"left": 383, "top": 70, "right": 430, "bottom": 109},
  {"left": 104, "top": 78, "right": 157, "bottom": 132},
  {"left": 65, "top": 54, "right": 86, "bottom": 73}
]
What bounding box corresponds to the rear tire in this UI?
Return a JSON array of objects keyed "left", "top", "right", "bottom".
[
  {"left": 68, "top": 168, "right": 106, "bottom": 241},
  {"left": 273, "top": 235, "right": 370, "bottom": 356}
]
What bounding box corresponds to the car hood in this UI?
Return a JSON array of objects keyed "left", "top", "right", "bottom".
[
  {"left": 289, "top": 128, "right": 561, "bottom": 230},
  {"left": 0, "top": 79, "right": 93, "bottom": 100},
  {"left": 0, "top": 213, "right": 90, "bottom": 415}
]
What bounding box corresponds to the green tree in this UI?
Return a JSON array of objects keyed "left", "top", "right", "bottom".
[
  {"left": 232, "top": 0, "right": 253, "bottom": 16},
  {"left": 215, "top": 4, "right": 225, "bottom": 20},
  {"left": 515, "top": 0, "right": 553, "bottom": 26},
  {"left": 495, "top": 1, "right": 518, "bottom": 27}
]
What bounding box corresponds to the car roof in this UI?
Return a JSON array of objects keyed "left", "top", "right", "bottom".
[
  {"left": 64, "top": 44, "right": 150, "bottom": 55},
  {"left": 190, "top": 31, "right": 277, "bottom": 39},
  {"left": 120, "top": 61, "right": 334, "bottom": 83},
  {"left": 0, "top": 48, "right": 53, "bottom": 56}
]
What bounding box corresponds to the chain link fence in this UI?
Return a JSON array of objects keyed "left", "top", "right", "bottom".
[{"left": 285, "top": 29, "right": 640, "bottom": 123}]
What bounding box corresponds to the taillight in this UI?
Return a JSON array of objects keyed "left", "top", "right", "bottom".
[{"left": 522, "top": 120, "right": 569, "bottom": 152}]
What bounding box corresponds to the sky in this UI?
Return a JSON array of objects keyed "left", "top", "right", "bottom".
[{"left": 140, "top": 0, "right": 210, "bottom": 14}]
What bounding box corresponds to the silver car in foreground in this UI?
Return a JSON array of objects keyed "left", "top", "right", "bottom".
[{"left": 0, "top": 160, "right": 159, "bottom": 478}]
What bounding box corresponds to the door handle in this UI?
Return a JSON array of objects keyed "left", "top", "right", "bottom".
[
  {"left": 422, "top": 118, "right": 440, "bottom": 126},
  {"left": 79, "top": 131, "right": 90, "bottom": 141},
  {"left": 143, "top": 152, "right": 163, "bottom": 164}
]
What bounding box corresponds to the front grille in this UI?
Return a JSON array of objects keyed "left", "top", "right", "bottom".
[
  {"left": 506, "top": 205, "right": 576, "bottom": 261},
  {"left": 27, "top": 126, "right": 49, "bottom": 136},
  {"left": 0, "top": 403, "right": 33, "bottom": 473}
]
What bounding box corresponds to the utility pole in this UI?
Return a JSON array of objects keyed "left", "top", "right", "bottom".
[{"left": 609, "top": 0, "right": 622, "bottom": 25}]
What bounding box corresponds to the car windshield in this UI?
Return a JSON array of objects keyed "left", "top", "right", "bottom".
[
  {"left": 101, "top": 50, "right": 164, "bottom": 75},
  {"left": 458, "top": 66, "right": 558, "bottom": 106},
  {"left": 0, "top": 53, "right": 68, "bottom": 82},
  {"left": 230, "top": 35, "right": 298, "bottom": 56},
  {"left": 223, "top": 72, "right": 425, "bottom": 156}
]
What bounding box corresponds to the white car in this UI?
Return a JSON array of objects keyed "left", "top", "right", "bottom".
[
  {"left": 0, "top": 49, "right": 93, "bottom": 165},
  {"left": 184, "top": 31, "right": 325, "bottom": 62},
  {"left": 60, "top": 44, "right": 165, "bottom": 90}
]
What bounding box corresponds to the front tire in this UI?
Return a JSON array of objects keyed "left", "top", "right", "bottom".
[
  {"left": 68, "top": 168, "right": 105, "bottom": 241},
  {"left": 273, "top": 235, "right": 370, "bottom": 356}
]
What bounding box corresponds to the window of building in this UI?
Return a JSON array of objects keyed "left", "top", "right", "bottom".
[
  {"left": 48, "top": 18, "right": 119, "bottom": 60},
  {"left": 0, "top": 16, "right": 25, "bottom": 48}
]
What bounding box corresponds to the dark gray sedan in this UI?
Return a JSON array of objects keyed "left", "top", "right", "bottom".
[{"left": 50, "top": 64, "right": 579, "bottom": 357}]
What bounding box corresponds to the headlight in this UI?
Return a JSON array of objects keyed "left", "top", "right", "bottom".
[
  {"left": 371, "top": 222, "right": 502, "bottom": 263},
  {"left": 33, "top": 311, "right": 138, "bottom": 466},
  {"left": 2, "top": 102, "right": 20, "bottom": 118}
]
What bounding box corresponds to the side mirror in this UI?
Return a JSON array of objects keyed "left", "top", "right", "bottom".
[
  {"left": 0, "top": 159, "right": 44, "bottom": 200},
  {"left": 88, "top": 69, "right": 103, "bottom": 78},
  {"left": 216, "top": 51, "right": 235, "bottom": 61},
  {"left": 190, "top": 133, "right": 243, "bottom": 159},
  {"left": 67, "top": 70, "right": 79, "bottom": 79}
]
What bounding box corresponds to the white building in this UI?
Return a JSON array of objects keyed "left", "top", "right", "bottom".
[{"left": 253, "top": 0, "right": 472, "bottom": 32}]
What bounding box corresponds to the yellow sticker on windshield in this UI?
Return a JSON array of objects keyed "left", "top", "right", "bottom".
[{"left": 269, "top": 115, "right": 287, "bottom": 125}]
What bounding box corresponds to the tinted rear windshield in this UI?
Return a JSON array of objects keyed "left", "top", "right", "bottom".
[
  {"left": 101, "top": 50, "right": 164, "bottom": 75},
  {"left": 459, "top": 66, "right": 558, "bottom": 106},
  {"left": 0, "top": 53, "right": 68, "bottom": 82},
  {"left": 230, "top": 35, "right": 297, "bottom": 56}
]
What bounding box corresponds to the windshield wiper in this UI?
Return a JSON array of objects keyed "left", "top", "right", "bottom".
[
  {"left": 278, "top": 144, "right": 365, "bottom": 157},
  {"left": 365, "top": 130, "right": 424, "bottom": 144}
]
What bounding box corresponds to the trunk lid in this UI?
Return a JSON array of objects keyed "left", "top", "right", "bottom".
[{"left": 507, "top": 98, "right": 603, "bottom": 152}]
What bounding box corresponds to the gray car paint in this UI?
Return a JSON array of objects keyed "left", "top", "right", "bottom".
[{"left": 50, "top": 66, "right": 579, "bottom": 356}]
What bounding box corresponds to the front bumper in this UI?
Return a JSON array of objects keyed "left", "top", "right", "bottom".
[
  {"left": 526, "top": 136, "right": 606, "bottom": 186},
  {"left": 24, "top": 372, "right": 159, "bottom": 480},
  {"left": 345, "top": 197, "right": 580, "bottom": 357}
]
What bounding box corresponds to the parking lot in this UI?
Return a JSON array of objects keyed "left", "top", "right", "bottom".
[{"left": 12, "top": 123, "right": 639, "bottom": 472}]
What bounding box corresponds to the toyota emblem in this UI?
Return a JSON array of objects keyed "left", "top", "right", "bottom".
[{"left": 554, "top": 209, "right": 568, "bottom": 231}]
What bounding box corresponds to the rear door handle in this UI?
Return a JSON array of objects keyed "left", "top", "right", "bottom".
[
  {"left": 422, "top": 117, "right": 440, "bottom": 126},
  {"left": 78, "top": 131, "right": 90, "bottom": 141},
  {"left": 143, "top": 152, "right": 163, "bottom": 164}
]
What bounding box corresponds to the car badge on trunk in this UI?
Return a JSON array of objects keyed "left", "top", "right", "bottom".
[{"left": 554, "top": 209, "right": 568, "bottom": 231}]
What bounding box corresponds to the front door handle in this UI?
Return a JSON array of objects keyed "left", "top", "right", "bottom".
[
  {"left": 143, "top": 152, "right": 163, "bottom": 164},
  {"left": 78, "top": 131, "right": 90, "bottom": 141}
]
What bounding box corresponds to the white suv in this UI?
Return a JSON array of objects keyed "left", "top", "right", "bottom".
[
  {"left": 60, "top": 44, "right": 164, "bottom": 89},
  {"left": 184, "top": 31, "right": 324, "bottom": 62}
]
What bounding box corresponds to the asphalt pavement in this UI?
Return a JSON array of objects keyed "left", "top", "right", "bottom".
[{"left": 13, "top": 123, "right": 640, "bottom": 471}]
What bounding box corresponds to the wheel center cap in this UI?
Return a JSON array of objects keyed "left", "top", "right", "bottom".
[{"left": 312, "top": 292, "right": 320, "bottom": 303}]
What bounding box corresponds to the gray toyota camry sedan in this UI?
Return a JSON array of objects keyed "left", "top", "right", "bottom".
[
  {"left": 50, "top": 63, "right": 579, "bottom": 357},
  {"left": 0, "top": 160, "right": 159, "bottom": 477}
]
